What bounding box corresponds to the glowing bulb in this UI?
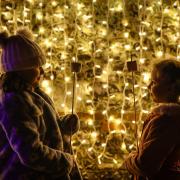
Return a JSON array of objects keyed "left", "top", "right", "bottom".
[
  {"left": 129, "top": 144, "right": 134, "bottom": 149},
  {"left": 66, "top": 91, "right": 71, "bottom": 95},
  {"left": 88, "top": 119, "right": 93, "bottom": 126},
  {"left": 157, "top": 1, "right": 162, "bottom": 5},
  {"left": 109, "top": 58, "right": 113, "bottom": 62},
  {"left": 88, "top": 147, "right": 93, "bottom": 152},
  {"left": 109, "top": 116, "right": 114, "bottom": 122},
  {"left": 91, "top": 132, "right": 97, "bottom": 139},
  {"left": 88, "top": 86, "right": 93, "bottom": 92},
  {"left": 139, "top": 5, "right": 143, "bottom": 9},
  {"left": 121, "top": 142, "right": 126, "bottom": 151},
  {"left": 51, "top": 1, "right": 57, "bottom": 6},
  {"left": 77, "top": 96, "right": 82, "bottom": 101},
  {"left": 139, "top": 31, "right": 147, "bottom": 36},
  {"left": 89, "top": 109, "right": 94, "bottom": 115},
  {"left": 121, "top": 110, "right": 125, "bottom": 114},
  {"left": 101, "top": 143, "right": 106, "bottom": 147},
  {"left": 114, "top": 4, "right": 123, "bottom": 12},
  {"left": 86, "top": 99, "right": 92, "bottom": 103},
  {"left": 102, "top": 110, "right": 107, "bottom": 115},
  {"left": 122, "top": 19, "right": 128, "bottom": 26},
  {"left": 36, "top": 12, "right": 43, "bottom": 20},
  {"left": 50, "top": 74, "right": 54, "bottom": 80},
  {"left": 140, "top": 58, "right": 146, "bottom": 64},
  {"left": 120, "top": 130, "right": 126, "bottom": 134},
  {"left": 44, "top": 39, "right": 52, "bottom": 48},
  {"left": 39, "top": 26, "right": 45, "bottom": 34},
  {"left": 65, "top": 77, "right": 70, "bottom": 82},
  {"left": 124, "top": 44, "right": 131, "bottom": 50},
  {"left": 156, "top": 51, "right": 163, "bottom": 57},
  {"left": 45, "top": 87, "right": 52, "bottom": 95},
  {"left": 157, "top": 27, "right": 161, "bottom": 32},
  {"left": 163, "top": 8, "right": 169, "bottom": 14},
  {"left": 142, "top": 72, "right": 151, "bottom": 83},
  {"left": 124, "top": 32, "right": 129, "bottom": 38},
  {"left": 113, "top": 159, "right": 118, "bottom": 164},
  {"left": 61, "top": 103, "right": 65, "bottom": 107},
  {"left": 41, "top": 80, "right": 50, "bottom": 88},
  {"left": 143, "top": 46, "right": 148, "bottom": 50},
  {"left": 114, "top": 119, "right": 121, "bottom": 125},
  {"left": 81, "top": 140, "right": 87, "bottom": 144}
]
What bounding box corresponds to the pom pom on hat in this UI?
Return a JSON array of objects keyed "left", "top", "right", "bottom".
[
  {"left": 0, "top": 30, "right": 9, "bottom": 47},
  {"left": 16, "top": 27, "right": 34, "bottom": 41}
]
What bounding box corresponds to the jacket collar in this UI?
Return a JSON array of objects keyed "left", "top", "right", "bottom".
[{"left": 151, "top": 103, "right": 180, "bottom": 116}]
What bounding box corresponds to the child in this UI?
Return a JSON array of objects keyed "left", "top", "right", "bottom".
[
  {"left": 125, "top": 59, "right": 180, "bottom": 180},
  {"left": 0, "top": 28, "right": 82, "bottom": 180}
]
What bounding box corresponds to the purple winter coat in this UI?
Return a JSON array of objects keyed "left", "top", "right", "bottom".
[
  {"left": 125, "top": 103, "right": 180, "bottom": 180},
  {"left": 0, "top": 87, "right": 82, "bottom": 180}
]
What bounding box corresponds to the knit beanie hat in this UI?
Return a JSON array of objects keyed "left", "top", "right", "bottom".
[{"left": 0, "top": 28, "right": 46, "bottom": 72}]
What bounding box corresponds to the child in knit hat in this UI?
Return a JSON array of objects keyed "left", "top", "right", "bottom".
[{"left": 0, "top": 28, "right": 82, "bottom": 180}]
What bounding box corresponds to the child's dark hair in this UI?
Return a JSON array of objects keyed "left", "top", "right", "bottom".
[
  {"left": 153, "top": 58, "right": 180, "bottom": 93},
  {"left": 0, "top": 72, "right": 28, "bottom": 92}
]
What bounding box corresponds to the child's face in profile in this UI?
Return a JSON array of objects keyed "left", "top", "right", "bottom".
[
  {"left": 148, "top": 68, "right": 177, "bottom": 103},
  {"left": 16, "top": 67, "right": 42, "bottom": 87}
]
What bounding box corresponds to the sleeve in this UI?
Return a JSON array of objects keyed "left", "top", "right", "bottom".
[
  {"left": 1, "top": 93, "right": 74, "bottom": 175},
  {"left": 124, "top": 114, "right": 179, "bottom": 178},
  {"left": 58, "top": 114, "right": 80, "bottom": 135}
]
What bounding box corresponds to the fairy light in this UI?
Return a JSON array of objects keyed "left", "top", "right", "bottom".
[
  {"left": 156, "top": 50, "right": 163, "bottom": 57},
  {"left": 124, "top": 32, "right": 129, "bottom": 38},
  {"left": 36, "top": 12, "right": 43, "bottom": 20}
]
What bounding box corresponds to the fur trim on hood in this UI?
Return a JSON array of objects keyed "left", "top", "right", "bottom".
[{"left": 151, "top": 103, "right": 180, "bottom": 116}]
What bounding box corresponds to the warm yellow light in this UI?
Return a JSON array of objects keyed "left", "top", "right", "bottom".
[
  {"left": 113, "top": 159, "right": 118, "bottom": 164},
  {"left": 121, "top": 142, "right": 126, "bottom": 151},
  {"left": 115, "top": 4, "right": 123, "bottom": 12},
  {"left": 51, "top": 1, "right": 57, "bottom": 6},
  {"left": 36, "top": 12, "right": 43, "bottom": 20},
  {"left": 101, "top": 143, "right": 106, "bottom": 147},
  {"left": 89, "top": 109, "right": 94, "bottom": 115},
  {"left": 163, "top": 8, "right": 169, "bottom": 14},
  {"left": 156, "top": 50, "right": 163, "bottom": 57},
  {"left": 45, "top": 87, "right": 52, "bottom": 95},
  {"left": 122, "top": 19, "right": 128, "bottom": 26},
  {"left": 50, "top": 74, "right": 54, "bottom": 80},
  {"left": 124, "top": 32, "right": 129, "bottom": 38},
  {"left": 124, "top": 44, "right": 131, "bottom": 50},
  {"left": 66, "top": 91, "right": 71, "bottom": 95},
  {"left": 142, "top": 72, "right": 151, "bottom": 83},
  {"left": 39, "top": 26, "right": 45, "bottom": 34},
  {"left": 61, "top": 103, "right": 65, "bottom": 107},
  {"left": 102, "top": 110, "right": 107, "bottom": 115},
  {"left": 140, "top": 58, "right": 146, "bottom": 64},
  {"left": 87, "top": 119, "right": 94, "bottom": 126},
  {"left": 41, "top": 80, "right": 50, "bottom": 88},
  {"left": 44, "top": 39, "right": 52, "bottom": 48},
  {"left": 77, "top": 96, "right": 82, "bottom": 101},
  {"left": 91, "top": 132, "right": 98, "bottom": 139},
  {"left": 65, "top": 77, "right": 70, "bottom": 82}
]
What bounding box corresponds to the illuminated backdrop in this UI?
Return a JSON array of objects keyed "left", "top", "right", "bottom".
[{"left": 0, "top": 0, "right": 179, "bottom": 179}]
